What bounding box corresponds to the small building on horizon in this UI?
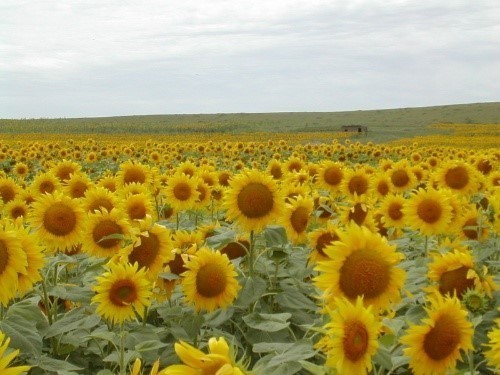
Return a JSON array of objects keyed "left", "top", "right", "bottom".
[{"left": 341, "top": 125, "right": 368, "bottom": 134}]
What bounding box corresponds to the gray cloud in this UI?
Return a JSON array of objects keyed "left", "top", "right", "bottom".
[{"left": 1, "top": 0, "right": 499, "bottom": 117}]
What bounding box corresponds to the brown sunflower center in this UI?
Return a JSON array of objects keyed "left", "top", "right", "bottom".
[
  {"left": 462, "top": 218, "right": 480, "bottom": 240},
  {"left": 196, "top": 262, "right": 227, "bottom": 298},
  {"left": 0, "top": 185, "right": 15, "bottom": 203},
  {"left": 348, "top": 203, "right": 368, "bottom": 225},
  {"left": 315, "top": 232, "right": 338, "bottom": 256},
  {"left": 270, "top": 165, "right": 282, "bottom": 179},
  {"left": 124, "top": 167, "right": 146, "bottom": 184},
  {"left": 290, "top": 206, "right": 309, "bottom": 234},
  {"left": 388, "top": 202, "right": 403, "bottom": 221},
  {"left": 377, "top": 181, "right": 390, "bottom": 196},
  {"left": 109, "top": 279, "right": 138, "bottom": 306},
  {"left": 0, "top": 240, "right": 9, "bottom": 274},
  {"left": 39, "top": 181, "right": 56, "bottom": 194},
  {"left": 128, "top": 233, "right": 160, "bottom": 269},
  {"left": 221, "top": 241, "right": 249, "bottom": 260},
  {"left": 423, "top": 314, "right": 461, "bottom": 360},
  {"left": 173, "top": 182, "right": 192, "bottom": 201},
  {"left": 93, "top": 219, "right": 123, "bottom": 249},
  {"left": 477, "top": 160, "right": 492, "bottom": 175},
  {"left": 237, "top": 182, "right": 274, "bottom": 219},
  {"left": 343, "top": 320, "right": 369, "bottom": 362},
  {"left": 444, "top": 166, "right": 469, "bottom": 190},
  {"left": 339, "top": 249, "right": 391, "bottom": 299},
  {"left": 417, "top": 198, "right": 442, "bottom": 224},
  {"left": 127, "top": 202, "right": 146, "bottom": 220},
  {"left": 391, "top": 169, "right": 410, "bottom": 188},
  {"left": 44, "top": 202, "right": 77, "bottom": 236},
  {"left": 11, "top": 206, "right": 26, "bottom": 219},
  {"left": 439, "top": 266, "right": 475, "bottom": 299},
  {"left": 89, "top": 198, "right": 114, "bottom": 213},
  {"left": 196, "top": 184, "right": 208, "bottom": 202},
  {"left": 168, "top": 253, "right": 187, "bottom": 275},
  {"left": 323, "top": 166, "right": 343, "bottom": 186},
  {"left": 348, "top": 175, "right": 369, "bottom": 196},
  {"left": 70, "top": 181, "right": 88, "bottom": 198}
]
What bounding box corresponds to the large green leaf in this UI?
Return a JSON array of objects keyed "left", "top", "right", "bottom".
[
  {"left": 234, "top": 276, "right": 267, "bottom": 308},
  {"left": 243, "top": 312, "right": 291, "bottom": 332},
  {"left": 44, "top": 309, "right": 101, "bottom": 338}
]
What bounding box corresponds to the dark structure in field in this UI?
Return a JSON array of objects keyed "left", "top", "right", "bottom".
[{"left": 341, "top": 125, "right": 368, "bottom": 134}]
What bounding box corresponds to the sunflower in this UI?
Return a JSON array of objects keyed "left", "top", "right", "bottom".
[
  {"left": 13, "top": 162, "right": 29, "bottom": 179},
  {"left": 315, "top": 224, "right": 405, "bottom": 311},
  {"left": 315, "top": 297, "right": 381, "bottom": 375},
  {"left": 379, "top": 194, "right": 406, "bottom": 229},
  {"left": 427, "top": 247, "right": 496, "bottom": 299},
  {"left": 29, "top": 192, "right": 85, "bottom": 252},
  {"left": 223, "top": 169, "right": 283, "bottom": 233},
  {"left": 401, "top": 294, "right": 474, "bottom": 375},
  {"left": 30, "top": 172, "right": 59, "bottom": 197},
  {"left": 92, "top": 261, "right": 152, "bottom": 324},
  {"left": 3, "top": 198, "right": 29, "bottom": 222},
  {"left": 0, "top": 177, "right": 20, "bottom": 204},
  {"left": 307, "top": 221, "right": 340, "bottom": 264},
  {"left": 316, "top": 161, "right": 344, "bottom": 194},
  {"left": 81, "top": 208, "right": 134, "bottom": 259},
  {"left": 121, "top": 217, "right": 173, "bottom": 279},
  {"left": 403, "top": 188, "right": 452, "bottom": 236},
  {"left": 0, "top": 331, "right": 31, "bottom": 374},
  {"left": 163, "top": 173, "right": 200, "bottom": 212},
  {"left": 97, "top": 174, "right": 118, "bottom": 192},
  {"left": 457, "top": 208, "right": 489, "bottom": 241},
  {"left": 181, "top": 247, "right": 240, "bottom": 312},
  {"left": 50, "top": 159, "right": 82, "bottom": 182},
  {"left": 370, "top": 172, "right": 392, "bottom": 198},
  {"left": 82, "top": 186, "right": 118, "bottom": 214},
  {"left": 0, "top": 227, "right": 27, "bottom": 306},
  {"left": 388, "top": 162, "right": 417, "bottom": 193},
  {"left": 195, "top": 180, "right": 212, "bottom": 208},
  {"left": 219, "top": 236, "right": 250, "bottom": 261},
  {"left": 158, "top": 336, "right": 248, "bottom": 375},
  {"left": 120, "top": 192, "right": 156, "bottom": 222},
  {"left": 6, "top": 223, "right": 45, "bottom": 297},
  {"left": 116, "top": 161, "right": 152, "bottom": 187},
  {"left": 434, "top": 161, "right": 480, "bottom": 195},
  {"left": 484, "top": 319, "right": 500, "bottom": 372},
  {"left": 341, "top": 168, "right": 371, "bottom": 197},
  {"left": 280, "top": 196, "right": 314, "bottom": 245},
  {"left": 340, "top": 195, "right": 376, "bottom": 231},
  {"left": 63, "top": 172, "right": 92, "bottom": 199},
  {"left": 267, "top": 159, "right": 283, "bottom": 180}
]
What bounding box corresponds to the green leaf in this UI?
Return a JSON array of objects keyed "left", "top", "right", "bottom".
[
  {"left": 234, "top": 276, "right": 267, "bottom": 308},
  {"left": 135, "top": 340, "right": 169, "bottom": 352},
  {"left": 243, "top": 312, "right": 291, "bottom": 332},
  {"left": 0, "top": 317, "right": 43, "bottom": 356},
  {"left": 298, "top": 360, "right": 327, "bottom": 375},
  {"left": 405, "top": 304, "right": 426, "bottom": 324},
  {"left": 48, "top": 284, "right": 94, "bottom": 304},
  {"left": 31, "top": 354, "right": 83, "bottom": 374},
  {"left": 267, "top": 340, "right": 316, "bottom": 367},
  {"left": 275, "top": 284, "right": 318, "bottom": 311},
  {"left": 252, "top": 342, "right": 295, "bottom": 353},
  {"left": 264, "top": 225, "right": 288, "bottom": 247},
  {"left": 44, "top": 309, "right": 101, "bottom": 338}
]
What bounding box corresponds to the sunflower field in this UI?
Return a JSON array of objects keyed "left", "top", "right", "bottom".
[{"left": 0, "top": 129, "right": 498, "bottom": 375}]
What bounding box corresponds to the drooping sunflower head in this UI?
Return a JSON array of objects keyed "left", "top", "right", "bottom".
[
  {"left": 316, "top": 296, "right": 381, "bottom": 375},
  {"left": 403, "top": 188, "right": 453, "bottom": 236},
  {"left": 181, "top": 247, "right": 241, "bottom": 312},
  {"left": 280, "top": 196, "right": 314, "bottom": 245},
  {"left": 315, "top": 224, "right": 406, "bottom": 312},
  {"left": 308, "top": 222, "right": 340, "bottom": 264},
  {"left": 458, "top": 208, "right": 490, "bottom": 241},
  {"left": 223, "top": 169, "right": 283, "bottom": 233},
  {"left": 401, "top": 294, "right": 474, "bottom": 375},
  {"left": 29, "top": 192, "right": 85, "bottom": 252},
  {"left": 92, "top": 261, "right": 152, "bottom": 325}
]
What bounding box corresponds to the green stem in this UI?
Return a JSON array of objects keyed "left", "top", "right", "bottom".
[
  {"left": 424, "top": 235, "right": 428, "bottom": 257},
  {"left": 0, "top": 304, "right": 4, "bottom": 320},
  {"left": 468, "top": 350, "right": 475, "bottom": 375},
  {"left": 249, "top": 230, "right": 255, "bottom": 277},
  {"left": 176, "top": 212, "right": 180, "bottom": 231}
]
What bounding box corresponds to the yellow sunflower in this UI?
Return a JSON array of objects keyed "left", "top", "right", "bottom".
[
  {"left": 403, "top": 188, "right": 452, "bottom": 236},
  {"left": 81, "top": 208, "right": 133, "bottom": 259},
  {"left": 223, "top": 169, "right": 283, "bottom": 233},
  {"left": 484, "top": 319, "right": 500, "bottom": 372},
  {"left": 29, "top": 192, "right": 85, "bottom": 252},
  {"left": 388, "top": 162, "right": 417, "bottom": 193},
  {"left": 341, "top": 168, "right": 371, "bottom": 198},
  {"left": 315, "top": 224, "right": 405, "bottom": 311},
  {"left": 116, "top": 160, "right": 152, "bottom": 187},
  {"left": 120, "top": 192, "right": 156, "bottom": 222},
  {"left": 427, "top": 247, "right": 496, "bottom": 299},
  {"left": 30, "top": 171, "right": 62, "bottom": 196},
  {"left": 307, "top": 221, "right": 340, "bottom": 264},
  {"left": 280, "top": 196, "right": 314, "bottom": 245},
  {"left": 50, "top": 159, "right": 82, "bottom": 182},
  {"left": 181, "top": 247, "right": 241, "bottom": 312},
  {"left": 434, "top": 160, "right": 480, "bottom": 195},
  {"left": 340, "top": 195, "right": 376, "bottom": 231},
  {"left": 0, "top": 177, "right": 20, "bottom": 204},
  {"left": 315, "top": 297, "right": 381, "bottom": 375},
  {"left": 163, "top": 173, "right": 200, "bottom": 212},
  {"left": 158, "top": 336, "right": 248, "bottom": 375},
  {"left": 316, "top": 161, "right": 345, "bottom": 194},
  {"left": 401, "top": 294, "right": 474, "bottom": 375},
  {"left": 6, "top": 223, "right": 45, "bottom": 297},
  {"left": 370, "top": 172, "right": 392, "bottom": 199},
  {"left": 457, "top": 208, "right": 490, "bottom": 241},
  {"left": 92, "top": 261, "right": 152, "bottom": 324},
  {"left": 379, "top": 194, "right": 406, "bottom": 229},
  {"left": 97, "top": 174, "right": 119, "bottom": 192},
  {"left": 3, "top": 198, "right": 29, "bottom": 222},
  {"left": 121, "top": 217, "right": 174, "bottom": 280},
  {"left": 0, "top": 227, "right": 27, "bottom": 306},
  {"left": 266, "top": 159, "right": 283, "bottom": 180},
  {"left": 82, "top": 186, "right": 118, "bottom": 214},
  {"left": 63, "top": 172, "right": 92, "bottom": 199},
  {"left": 0, "top": 331, "right": 31, "bottom": 374}
]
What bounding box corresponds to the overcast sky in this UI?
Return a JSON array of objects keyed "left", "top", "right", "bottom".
[{"left": 1, "top": 0, "right": 499, "bottom": 118}]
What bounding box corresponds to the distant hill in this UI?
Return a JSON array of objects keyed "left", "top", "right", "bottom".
[{"left": 1, "top": 102, "right": 499, "bottom": 142}]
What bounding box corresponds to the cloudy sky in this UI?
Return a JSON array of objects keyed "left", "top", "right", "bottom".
[{"left": 1, "top": 0, "right": 499, "bottom": 118}]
